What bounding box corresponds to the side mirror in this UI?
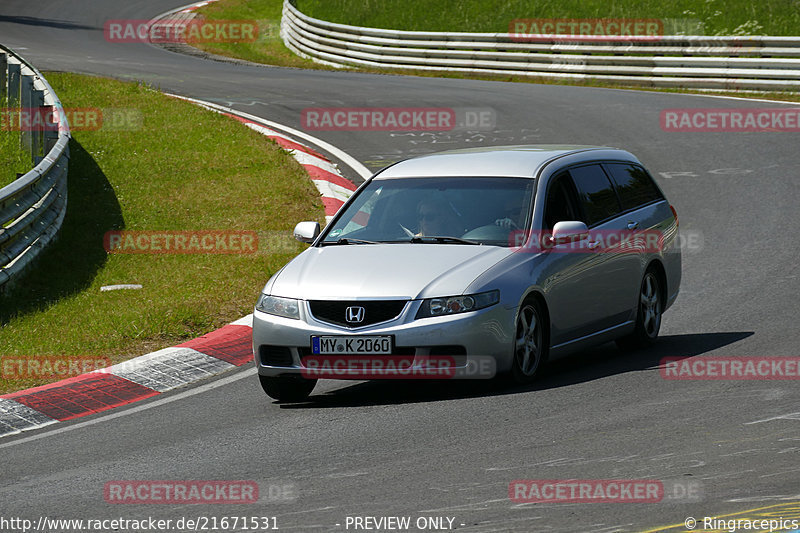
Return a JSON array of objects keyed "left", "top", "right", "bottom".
[
  {"left": 551, "top": 221, "right": 589, "bottom": 245},
  {"left": 293, "top": 221, "right": 320, "bottom": 243}
]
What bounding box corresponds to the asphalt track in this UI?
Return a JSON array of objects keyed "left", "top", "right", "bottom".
[{"left": 1, "top": 2, "right": 799, "bottom": 532}]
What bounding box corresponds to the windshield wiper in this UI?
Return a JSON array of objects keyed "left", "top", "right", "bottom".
[
  {"left": 408, "top": 235, "right": 481, "bottom": 245},
  {"left": 326, "top": 237, "right": 380, "bottom": 245}
]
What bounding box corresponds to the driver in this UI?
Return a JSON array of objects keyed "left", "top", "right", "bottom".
[{"left": 494, "top": 196, "right": 526, "bottom": 229}]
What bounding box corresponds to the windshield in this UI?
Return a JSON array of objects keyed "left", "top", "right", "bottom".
[{"left": 321, "top": 177, "right": 535, "bottom": 246}]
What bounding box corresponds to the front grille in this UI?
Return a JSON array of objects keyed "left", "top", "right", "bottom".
[
  {"left": 259, "top": 345, "right": 294, "bottom": 367},
  {"left": 428, "top": 345, "right": 467, "bottom": 356},
  {"left": 308, "top": 300, "right": 407, "bottom": 328}
]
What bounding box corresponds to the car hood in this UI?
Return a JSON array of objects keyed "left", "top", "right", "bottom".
[{"left": 268, "top": 244, "right": 513, "bottom": 300}]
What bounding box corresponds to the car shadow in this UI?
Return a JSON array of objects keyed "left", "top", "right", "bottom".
[{"left": 276, "top": 331, "right": 754, "bottom": 409}]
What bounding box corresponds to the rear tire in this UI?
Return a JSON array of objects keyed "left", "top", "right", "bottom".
[
  {"left": 511, "top": 297, "right": 549, "bottom": 383},
  {"left": 259, "top": 375, "right": 316, "bottom": 402},
  {"left": 616, "top": 268, "right": 663, "bottom": 351}
]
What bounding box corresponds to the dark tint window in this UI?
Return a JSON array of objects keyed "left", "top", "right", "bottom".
[
  {"left": 544, "top": 173, "right": 581, "bottom": 229},
  {"left": 604, "top": 163, "right": 663, "bottom": 211},
  {"left": 568, "top": 164, "right": 621, "bottom": 226}
]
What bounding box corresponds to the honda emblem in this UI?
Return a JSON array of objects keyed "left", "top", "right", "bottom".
[{"left": 345, "top": 306, "right": 365, "bottom": 323}]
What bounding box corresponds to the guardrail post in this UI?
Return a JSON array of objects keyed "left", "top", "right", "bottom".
[
  {"left": 19, "top": 74, "right": 34, "bottom": 158},
  {"left": 6, "top": 60, "right": 20, "bottom": 108},
  {"left": 0, "top": 52, "right": 7, "bottom": 103},
  {"left": 44, "top": 104, "right": 59, "bottom": 154},
  {"left": 31, "top": 87, "right": 45, "bottom": 162}
]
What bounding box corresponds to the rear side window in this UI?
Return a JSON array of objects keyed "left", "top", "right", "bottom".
[
  {"left": 568, "top": 164, "right": 621, "bottom": 226},
  {"left": 604, "top": 163, "right": 664, "bottom": 211}
]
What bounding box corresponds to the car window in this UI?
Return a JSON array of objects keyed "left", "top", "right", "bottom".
[
  {"left": 568, "top": 164, "right": 621, "bottom": 226},
  {"left": 603, "top": 163, "right": 664, "bottom": 211},
  {"left": 321, "top": 177, "right": 536, "bottom": 246},
  {"left": 543, "top": 172, "right": 581, "bottom": 229}
]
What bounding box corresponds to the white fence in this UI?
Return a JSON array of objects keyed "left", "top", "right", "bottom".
[{"left": 281, "top": 0, "right": 800, "bottom": 91}]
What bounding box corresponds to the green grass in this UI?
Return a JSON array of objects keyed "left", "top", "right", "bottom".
[
  {"left": 0, "top": 72, "right": 324, "bottom": 394},
  {"left": 191, "top": 0, "right": 317, "bottom": 68},
  {"left": 0, "top": 104, "right": 32, "bottom": 188},
  {"left": 297, "top": 0, "right": 800, "bottom": 36}
]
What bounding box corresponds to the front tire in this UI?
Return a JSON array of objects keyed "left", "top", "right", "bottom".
[
  {"left": 511, "top": 298, "right": 548, "bottom": 383},
  {"left": 616, "top": 269, "right": 663, "bottom": 350},
  {"left": 259, "top": 375, "right": 316, "bottom": 402}
]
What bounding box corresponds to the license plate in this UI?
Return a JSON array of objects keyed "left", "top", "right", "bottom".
[{"left": 311, "top": 336, "right": 393, "bottom": 355}]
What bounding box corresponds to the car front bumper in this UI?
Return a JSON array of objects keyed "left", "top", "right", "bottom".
[{"left": 252, "top": 299, "right": 516, "bottom": 379}]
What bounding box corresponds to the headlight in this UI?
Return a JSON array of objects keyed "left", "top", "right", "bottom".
[
  {"left": 255, "top": 294, "right": 301, "bottom": 320},
  {"left": 416, "top": 290, "right": 500, "bottom": 319}
]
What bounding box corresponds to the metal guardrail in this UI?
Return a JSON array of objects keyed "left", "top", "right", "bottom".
[
  {"left": 0, "top": 45, "right": 70, "bottom": 290},
  {"left": 281, "top": 0, "right": 800, "bottom": 91}
]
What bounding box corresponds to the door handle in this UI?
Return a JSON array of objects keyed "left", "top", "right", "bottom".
[
  {"left": 587, "top": 240, "right": 601, "bottom": 249},
  {"left": 627, "top": 221, "right": 639, "bottom": 230}
]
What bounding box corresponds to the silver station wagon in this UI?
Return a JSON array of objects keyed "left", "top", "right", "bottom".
[{"left": 252, "top": 146, "right": 681, "bottom": 401}]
